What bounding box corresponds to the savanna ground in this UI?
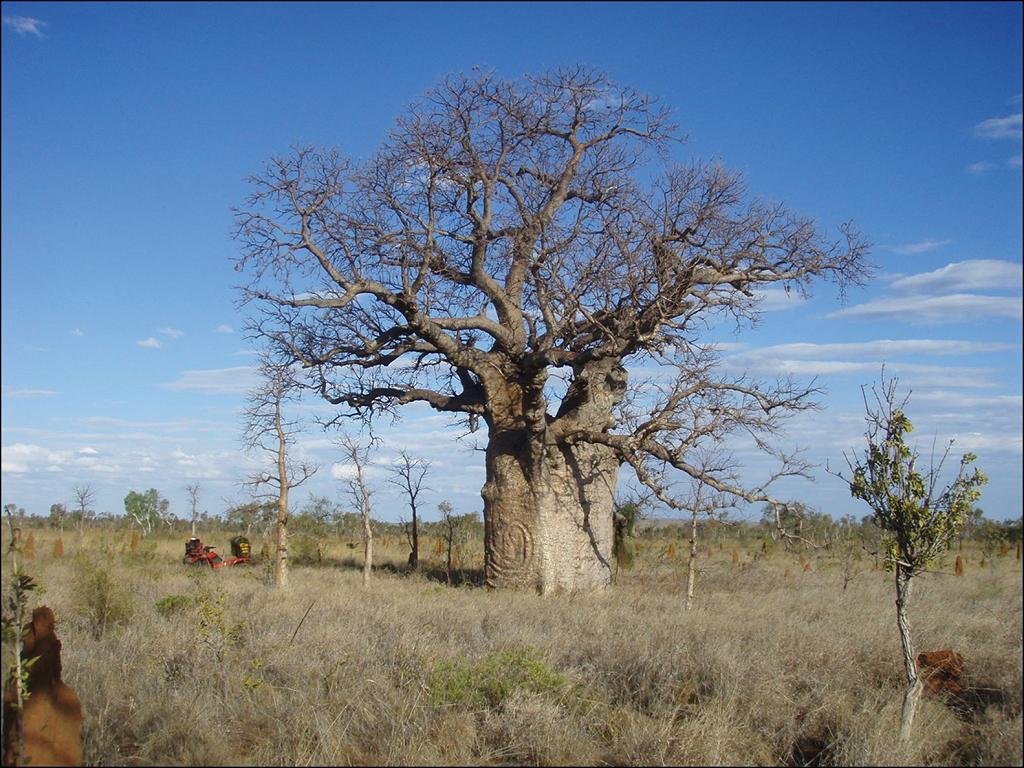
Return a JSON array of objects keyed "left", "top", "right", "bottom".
[{"left": 2, "top": 523, "right": 1021, "bottom": 767}]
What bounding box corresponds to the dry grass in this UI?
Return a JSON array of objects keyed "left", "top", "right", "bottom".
[{"left": 3, "top": 528, "right": 1021, "bottom": 766}]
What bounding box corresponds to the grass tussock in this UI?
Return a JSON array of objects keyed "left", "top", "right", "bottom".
[{"left": 1, "top": 528, "right": 1021, "bottom": 766}]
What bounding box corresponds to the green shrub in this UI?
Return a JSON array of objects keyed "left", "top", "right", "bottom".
[
  {"left": 289, "top": 533, "right": 321, "bottom": 566},
  {"left": 194, "top": 583, "right": 244, "bottom": 661},
  {"left": 155, "top": 594, "right": 192, "bottom": 617},
  {"left": 429, "top": 648, "right": 566, "bottom": 708},
  {"left": 72, "top": 557, "right": 134, "bottom": 639}
]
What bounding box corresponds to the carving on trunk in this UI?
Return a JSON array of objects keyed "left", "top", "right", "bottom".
[{"left": 491, "top": 521, "right": 534, "bottom": 578}]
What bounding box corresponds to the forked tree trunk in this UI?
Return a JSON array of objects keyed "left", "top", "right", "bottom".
[
  {"left": 481, "top": 361, "right": 624, "bottom": 594},
  {"left": 895, "top": 565, "right": 921, "bottom": 741}
]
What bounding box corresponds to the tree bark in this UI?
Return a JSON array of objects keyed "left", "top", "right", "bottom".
[
  {"left": 686, "top": 508, "right": 699, "bottom": 610},
  {"left": 410, "top": 507, "right": 419, "bottom": 570},
  {"left": 274, "top": 401, "right": 289, "bottom": 589},
  {"left": 482, "top": 437, "right": 617, "bottom": 593},
  {"left": 895, "top": 565, "right": 920, "bottom": 742},
  {"left": 362, "top": 506, "right": 373, "bottom": 588},
  {"left": 482, "top": 362, "right": 625, "bottom": 594}
]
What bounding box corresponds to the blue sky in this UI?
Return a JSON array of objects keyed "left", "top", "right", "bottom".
[{"left": 2, "top": 2, "right": 1021, "bottom": 525}]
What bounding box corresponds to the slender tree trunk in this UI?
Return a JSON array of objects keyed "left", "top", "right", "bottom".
[
  {"left": 274, "top": 401, "right": 289, "bottom": 589},
  {"left": 445, "top": 520, "right": 454, "bottom": 585},
  {"left": 5, "top": 515, "right": 26, "bottom": 765},
  {"left": 686, "top": 508, "right": 699, "bottom": 611},
  {"left": 410, "top": 506, "right": 419, "bottom": 570},
  {"left": 895, "top": 565, "right": 921, "bottom": 742},
  {"left": 361, "top": 502, "right": 373, "bottom": 587}
]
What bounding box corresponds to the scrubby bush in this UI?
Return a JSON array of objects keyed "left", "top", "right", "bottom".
[
  {"left": 429, "top": 648, "right": 567, "bottom": 708},
  {"left": 71, "top": 557, "right": 134, "bottom": 639}
]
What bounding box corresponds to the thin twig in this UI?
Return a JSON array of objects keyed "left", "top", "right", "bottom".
[{"left": 289, "top": 599, "right": 317, "bottom": 644}]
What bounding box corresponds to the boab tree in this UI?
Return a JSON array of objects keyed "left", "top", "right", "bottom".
[{"left": 234, "top": 67, "right": 869, "bottom": 593}]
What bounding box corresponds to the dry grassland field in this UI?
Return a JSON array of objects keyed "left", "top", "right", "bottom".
[{"left": 2, "top": 525, "right": 1021, "bottom": 767}]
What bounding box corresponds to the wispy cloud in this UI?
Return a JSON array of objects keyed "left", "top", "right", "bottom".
[
  {"left": 889, "top": 260, "right": 1022, "bottom": 294},
  {"left": 1009, "top": 154, "right": 1023, "bottom": 168},
  {"left": 1, "top": 443, "right": 68, "bottom": 474},
  {"left": 159, "top": 327, "right": 185, "bottom": 339},
  {"left": 752, "top": 287, "right": 808, "bottom": 312},
  {"left": 888, "top": 239, "right": 952, "bottom": 255},
  {"left": 828, "top": 293, "right": 1021, "bottom": 323},
  {"left": 974, "top": 112, "right": 1023, "bottom": 141},
  {"left": 1, "top": 387, "right": 59, "bottom": 399},
  {"left": 137, "top": 337, "right": 162, "bottom": 349},
  {"left": 162, "top": 366, "right": 258, "bottom": 395},
  {"left": 832, "top": 260, "right": 1024, "bottom": 323},
  {"left": 967, "top": 161, "right": 996, "bottom": 175},
  {"left": 71, "top": 328, "right": 85, "bottom": 338},
  {"left": 726, "top": 355, "right": 999, "bottom": 389},
  {"left": 732, "top": 339, "right": 1014, "bottom": 360},
  {"left": 2, "top": 16, "right": 46, "bottom": 37},
  {"left": 214, "top": 324, "right": 234, "bottom": 334}
]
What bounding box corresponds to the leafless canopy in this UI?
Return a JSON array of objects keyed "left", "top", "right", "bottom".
[
  {"left": 241, "top": 362, "right": 317, "bottom": 496},
  {"left": 234, "top": 66, "right": 870, "bottom": 510}
]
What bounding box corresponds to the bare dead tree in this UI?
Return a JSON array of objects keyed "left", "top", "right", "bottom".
[
  {"left": 339, "top": 434, "right": 376, "bottom": 587},
  {"left": 234, "top": 66, "right": 870, "bottom": 593},
  {"left": 185, "top": 483, "right": 201, "bottom": 538},
  {"left": 387, "top": 450, "right": 431, "bottom": 570},
  {"left": 72, "top": 484, "right": 96, "bottom": 537},
  {"left": 679, "top": 453, "right": 737, "bottom": 611},
  {"left": 242, "top": 361, "right": 318, "bottom": 588}
]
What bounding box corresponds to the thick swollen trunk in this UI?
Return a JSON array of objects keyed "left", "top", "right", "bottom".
[
  {"left": 481, "top": 359, "right": 625, "bottom": 594},
  {"left": 482, "top": 431, "right": 618, "bottom": 593}
]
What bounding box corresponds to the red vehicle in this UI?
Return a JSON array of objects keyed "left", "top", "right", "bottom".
[{"left": 183, "top": 536, "right": 251, "bottom": 568}]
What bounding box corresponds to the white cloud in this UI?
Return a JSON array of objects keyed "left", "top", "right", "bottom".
[
  {"left": 967, "top": 161, "right": 996, "bottom": 175},
  {"left": 77, "top": 447, "right": 99, "bottom": 455},
  {"left": 752, "top": 287, "right": 808, "bottom": 312},
  {"left": 159, "top": 327, "right": 185, "bottom": 339},
  {"left": 137, "top": 337, "right": 162, "bottom": 349},
  {"left": 725, "top": 354, "right": 999, "bottom": 389},
  {"left": 214, "top": 324, "right": 234, "bottom": 334},
  {"left": 1, "top": 387, "right": 58, "bottom": 398},
  {"left": 735, "top": 339, "right": 1013, "bottom": 360},
  {"left": 828, "top": 293, "right": 1021, "bottom": 323},
  {"left": 974, "top": 112, "right": 1023, "bottom": 141},
  {"left": 889, "top": 260, "right": 1022, "bottom": 294},
  {"left": 331, "top": 463, "right": 358, "bottom": 481},
  {"left": 911, "top": 391, "right": 1023, "bottom": 410},
  {"left": 1, "top": 443, "right": 69, "bottom": 473},
  {"left": 162, "top": 366, "right": 258, "bottom": 395},
  {"left": 72, "top": 328, "right": 85, "bottom": 337},
  {"left": 2, "top": 16, "right": 45, "bottom": 37},
  {"left": 888, "top": 239, "right": 952, "bottom": 255}
]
